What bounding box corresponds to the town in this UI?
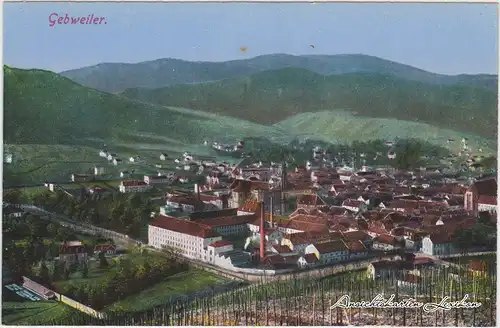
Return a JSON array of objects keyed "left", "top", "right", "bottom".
[
  {"left": 3, "top": 2, "right": 497, "bottom": 325},
  {"left": 3, "top": 138, "right": 497, "bottom": 325}
]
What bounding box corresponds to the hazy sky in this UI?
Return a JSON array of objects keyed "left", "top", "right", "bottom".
[{"left": 4, "top": 2, "right": 498, "bottom": 74}]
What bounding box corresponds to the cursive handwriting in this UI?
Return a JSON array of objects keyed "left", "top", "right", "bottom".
[
  {"left": 422, "top": 294, "right": 482, "bottom": 313},
  {"left": 48, "top": 13, "right": 107, "bottom": 27},
  {"left": 331, "top": 294, "right": 482, "bottom": 313}
]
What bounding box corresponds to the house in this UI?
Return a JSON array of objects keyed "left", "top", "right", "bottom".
[
  {"left": 71, "top": 174, "right": 92, "bottom": 183},
  {"left": 113, "top": 158, "right": 122, "bottom": 166},
  {"left": 166, "top": 195, "right": 204, "bottom": 213},
  {"left": 160, "top": 153, "right": 168, "bottom": 161},
  {"left": 366, "top": 260, "right": 399, "bottom": 280},
  {"left": 120, "top": 171, "right": 130, "bottom": 178},
  {"left": 59, "top": 241, "right": 88, "bottom": 267},
  {"left": 119, "top": 180, "right": 152, "bottom": 193},
  {"left": 464, "top": 177, "right": 497, "bottom": 216},
  {"left": 372, "top": 234, "right": 399, "bottom": 251},
  {"left": 99, "top": 150, "right": 109, "bottom": 158},
  {"left": 388, "top": 200, "right": 419, "bottom": 213},
  {"left": 87, "top": 186, "right": 109, "bottom": 195},
  {"left": 3, "top": 205, "right": 24, "bottom": 218},
  {"left": 296, "top": 193, "right": 327, "bottom": 210},
  {"left": 94, "top": 244, "right": 116, "bottom": 255},
  {"left": 281, "top": 231, "right": 333, "bottom": 254},
  {"left": 343, "top": 230, "right": 373, "bottom": 249},
  {"left": 270, "top": 244, "right": 297, "bottom": 257},
  {"left": 4, "top": 153, "right": 13, "bottom": 164},
  {"left": 421, "top": 233, "right": 457, "bottom": 256},
  {"left": 304, "top": 240, "right": 349, "bottom": 264},
  {"left": 94, "top": 167, "right": 105, "bottom": 175},
  {"left": 144, "top": 175, "right": 170, "bottom": 185},
  {"left": 297, "top": 253, "right": 319, "bottom": 269},
  {"left": 342, "top": 199, "right": 367, "bottom": 213},
  {"left": 107, "top": 153, "right": 117, "bottom": 161},
  {"left": 346, "top": 240, "right": 369, "bottom": 259},
  {"left": 207, "top": 240, "right": 234, "bottom": 256},
  {"left": 179, "top": 176, "right": 190, "bottom": 184}
]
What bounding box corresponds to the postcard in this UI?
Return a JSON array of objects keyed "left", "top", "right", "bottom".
[{"left": 3, "top": 1, "right": 497, "bottom": 326}]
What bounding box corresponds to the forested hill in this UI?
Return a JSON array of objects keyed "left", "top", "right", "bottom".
[{"left": 121, "top": 67, "right": 498, "bottom": 139}]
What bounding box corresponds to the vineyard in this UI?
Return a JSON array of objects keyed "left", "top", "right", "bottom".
[{"left": 38, "top": 264, "right": 496, "bottom": 326}]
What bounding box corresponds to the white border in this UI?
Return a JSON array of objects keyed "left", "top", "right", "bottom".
[{"left": 0, "top": 2, "right": 498, "bottom": 328}]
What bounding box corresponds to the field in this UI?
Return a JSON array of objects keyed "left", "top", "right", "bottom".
[
  {"left": 106, "top": 269, "right": 229, "bottom": 313},
  {"left": 276, "top": 110, "right": 497, "bottom": 155},
  {"left": 2, "top": 299, "right": 80, "bottom": 325}
]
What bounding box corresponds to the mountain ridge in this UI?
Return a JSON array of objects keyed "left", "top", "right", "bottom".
[
  {"left": 4, "top": 66, "right": 496, "bottom": 155},
  {"left": 120, "top": 67, "right": 498, "bottom": 139},
  {"left": 60, "top": 53, "right": 498, "bottom": 93}
]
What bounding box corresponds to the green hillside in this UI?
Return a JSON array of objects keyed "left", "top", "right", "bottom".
[
  {"left": 3, "top": 66, "right": 287, "bottom": 146},
  {"left": 61, "top": 54, "right": 497, "bottom": 93},
  {"left": 277, "top": 110, "right": 497, "bottom": 155},
  {"left": 121, "top": 68, "right": 498, "bottom": 139}
]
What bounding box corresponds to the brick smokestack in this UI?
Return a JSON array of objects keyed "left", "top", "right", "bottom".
[
  {"left": 259, "top": 201, "right": 265, "bottom": 262},
  {"left": 270, "top": 196, "right": 274, "bottom": 227}
]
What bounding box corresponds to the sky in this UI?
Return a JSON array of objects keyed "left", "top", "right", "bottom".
[{"left": 3, "top": 2, "right": 498, "bottom": 75}]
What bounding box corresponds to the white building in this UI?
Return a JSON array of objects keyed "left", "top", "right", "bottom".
[
  {"left": 94, "top": 167, "right": 105, "bottom": 175},
  {"left": 148, "top": 215, "right": 222, "bottom": 261},
  {"left": 119, "top": 180, "right": 152, "bottom": 193},
  {"left": 4, "top": 153, "right": 13, "bottom": 164},
  {"left": 113, "top": 158, "right": 122, "bottom": 166},
  {"left": 421, "top": 234, "right": 457, "bottom": 256},
  {"left": 144, "top": 175, "right": 170, "bottom": 185},
  {"left": 304, "top": 240, "right": 349, "bottom": 265},
  {"left": 99, "top": 150, "right": 109, "bottom": 158},
  {"left": 160, "top": 153, "right": 168, "bottom": 161}
]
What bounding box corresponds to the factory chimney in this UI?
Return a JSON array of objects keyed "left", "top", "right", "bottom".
[
  {"left": 270, "top": 196, "right": 274, "bottom": 227},
  {"left": 259, "top": 201, "right": 265, "bottom": 262}
]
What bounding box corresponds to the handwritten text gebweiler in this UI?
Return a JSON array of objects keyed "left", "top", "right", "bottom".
[{"left": 48, "top": 13, "right": 107, "bottom": 27}]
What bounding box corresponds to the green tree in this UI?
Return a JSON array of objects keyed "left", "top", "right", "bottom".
[
  {"left": 46, "top": 223, "right": 58, "bottom": 237},
  {"left": 98, "top": 251, "right": 108, "bottom": 268},
  {"left": 3, "top": 189, "right": 27, "bottom": 204},
  {"left": 81, "top": 262, "right": 89, "bottom": 278},
  {"left": 39, "top": 260, "right": 51, "bottom": 285},
  {"left": 63, "top": 266, "right": 71, "bottom": 280},
  {"left": 52, "top": 261, "right": 62, "bottom": 281}
]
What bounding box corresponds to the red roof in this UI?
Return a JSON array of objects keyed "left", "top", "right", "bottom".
[
  {"left": 472, "top": 178, "right": 497, "bottom": 197},
  {"left": 342, "top": 199, "right": 364, "bottom": 207},
  {"left": 200, "top": 214, "right": 255, "bottom": 228},
  {"left": 209, "top": 240, "right": 233, "bottom": 248},
  {"left": 297, "top": 194, "right": 326, "bottom": 207},
  {"left": 313, "top": 240, "right": 348, "bottom": 253},
  {"left": 346, "top": 240, "right": 367, "bottom": 252},
  {"left": 302, "top": 253, "right": 319, "bottom": 263},
  {"left": 238, "top": 199, "right": 261, "bottom": 213},
  {"left": 374, "top": 234, "right": 396, "bottom": 245},
  {"left": 272, "top": 244, "right": 294, "bottom": 254},
  {"left": 150, "top": 215, "right": 220, "bottom": 238},
  {"left": 94, "top": 244, "right": 116, "bottom": 252},
  {"left": 478, "top": 195, "right": 497, "bottom": 205}
]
